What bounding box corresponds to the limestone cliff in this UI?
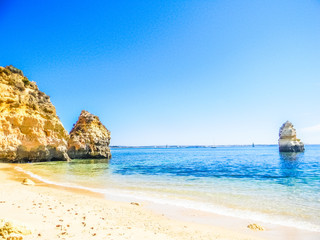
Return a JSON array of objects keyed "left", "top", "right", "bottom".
[
  {"left": 0, "top": 66, "right": 70, "bottom": 162},
  {"left": 278, "top": 121, "right": 304, "bottom": 152},
  {"left": 67, "top": 110, "right": 111, "bottom": 159}
]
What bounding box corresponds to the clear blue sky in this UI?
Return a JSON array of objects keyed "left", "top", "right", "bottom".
[{"left": 1, "top": 0, "right": 320, "bottom": 145}]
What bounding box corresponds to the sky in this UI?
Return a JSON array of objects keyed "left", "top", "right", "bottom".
[{"left": 1, "top": 0, "right": 320, "bottom": 145}]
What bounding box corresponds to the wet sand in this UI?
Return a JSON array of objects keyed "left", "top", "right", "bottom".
[{"left": 0, "top": 163, "right": 318, "bottom": 240}]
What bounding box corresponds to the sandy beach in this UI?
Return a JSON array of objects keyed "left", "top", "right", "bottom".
[{"left": 0, "top": 163, "right": 318, "bottom": 240}]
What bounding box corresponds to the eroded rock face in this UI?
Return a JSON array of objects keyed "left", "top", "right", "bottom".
[
  {"left": 67, "top": 110, "right": 111, "bottom": 159},
  {"left": 0, "top": 66, "right": 70, "bottom": 162},
  {"left": 279, "top": 121, "right": 304, "bottom": 152}
]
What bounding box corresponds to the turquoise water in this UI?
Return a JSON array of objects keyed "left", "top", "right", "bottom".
[{"left": 16, "top": 145, "right": 320, "bottom": 232}]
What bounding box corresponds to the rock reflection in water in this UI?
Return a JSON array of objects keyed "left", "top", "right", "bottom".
[
  {"left": 66, "top": 159, "right": 110, "bottom": 177},
  {"left": 279, "top": 152, "right": 303, "bottom": 186}
]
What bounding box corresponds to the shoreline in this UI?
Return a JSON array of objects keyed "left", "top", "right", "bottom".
[
  {"left": 1, "top": 163, "right": 319, "bottom": 240},
  {"left": 13, "top": 162, "right": 320, "bottom": 234}
]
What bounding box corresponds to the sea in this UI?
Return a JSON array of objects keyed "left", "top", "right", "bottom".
[{"left": 15, "top": 145, "right": 320, "bottom": 232}]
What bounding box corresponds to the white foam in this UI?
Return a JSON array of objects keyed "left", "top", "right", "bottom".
[{"left": 15, "top": 166, "right": 320, "bottom": 233}]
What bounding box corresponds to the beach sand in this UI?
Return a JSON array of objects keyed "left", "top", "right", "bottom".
[{"left": 0, "top": 163, "right": 318, "bottom": 240}]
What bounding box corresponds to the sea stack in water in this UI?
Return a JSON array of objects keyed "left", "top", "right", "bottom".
[
  {"left": 278, "top": 121, "right": 304, "bottom": 152},
  {"left": 67, "top": 110, "right": 111, "bottom": 159},
  {"left": 0, "top": 66, "right": 70, "bottom": 162}
]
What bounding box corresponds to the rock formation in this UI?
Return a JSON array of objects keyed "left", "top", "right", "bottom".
[
  {"left": 67, "top": 110, "right": 111, "bottom": 159},
  {"left": 0, "top": 219, "right": 31, "bottom": 239},
  {"left": 278, "top": 121, "right": 304, "bottom": 152},
  {"left": 0, "top": 66, "right": 70, "bottom": 162}
]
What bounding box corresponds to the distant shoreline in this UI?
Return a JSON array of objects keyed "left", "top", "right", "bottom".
[{"left": 110, "top": 144, "right": 320, "bottom": 149}]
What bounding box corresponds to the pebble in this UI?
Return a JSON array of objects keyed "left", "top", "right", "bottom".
[
  {"left": 247, "top": 223, "right": 265, "bottom": 231},
  {"left": 130, "top": 202, "right": 140, "bottom": 206}
]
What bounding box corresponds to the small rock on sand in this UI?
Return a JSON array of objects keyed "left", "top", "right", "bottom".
[
  {"left": 21, "top": 178, "right": 35, "bottom": 186},
  {"left": 247, "top": 223, "right": 265, "bottom": 231},
  {"left": 130, "top": 202, "right": 140, "bottom": 206}
]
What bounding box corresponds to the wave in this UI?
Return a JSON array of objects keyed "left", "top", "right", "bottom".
[{"left": 15, "top": 166, "right": 320, "bottom": 233}]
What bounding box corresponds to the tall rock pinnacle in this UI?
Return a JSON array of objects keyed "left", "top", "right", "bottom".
[
  {"left": 67, "top": 110, "right": 111, "bottom": 159},
  {"left": 278, "top": 121, "right": 305, "bottom": 152}
]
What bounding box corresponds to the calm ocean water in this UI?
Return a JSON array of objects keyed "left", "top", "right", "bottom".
[{"left": 16, "top": 145, "right": 320, "bottom": 232}]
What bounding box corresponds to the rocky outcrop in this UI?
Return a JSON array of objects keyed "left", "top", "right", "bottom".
[
  {"left": 0, "top": 66, "right": 70, "bottom": 162},
  {"left": 67, "top": 110, "right": 111, "bottom": 159},
  {"left": 279, "top": 121, "right": 305, "bottom": 152},
  {"left": 0, "top": 219, "right": 31, "bottom": 239}
]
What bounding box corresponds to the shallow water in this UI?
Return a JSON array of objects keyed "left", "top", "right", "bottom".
[{"left": 17, "top": 145, "right": 320, "bottom": 232}]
